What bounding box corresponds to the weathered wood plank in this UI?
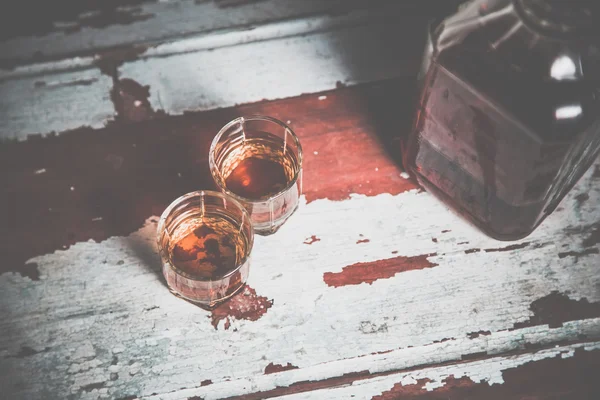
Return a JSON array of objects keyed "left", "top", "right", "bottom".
[
  {"left": 1, "top": 3, "right": 597, "bottom": 399},
  {"left": 0, "top": 69, "right": 115, "bottom": 140},
  {"left": 1, "top": 75, "right": 599, "bottom": 399},
  {"left": 0, "top": 79, "right": 417, "bottom": 279},
  {"left": 268, "top": 343, "right": 600, "bottom": 400},
  {"left": 1, "top": 159, "right": 599, "bottom": 398},
  {"left": 0, "top": 0, "right": 452, "bottom": 139},
  {"left": 0, "top": 0, "right": 462, "bottom": 65},
  {"left": 118, "top": 11, "right": 425, "bottom": 117},
  {"left": 0, "top": 0, "right": 369, "bottom": 65},
  {"left": 0, "top": 13, "right": 422, "bottom": 138}
]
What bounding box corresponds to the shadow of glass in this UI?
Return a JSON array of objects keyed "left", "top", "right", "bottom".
[{"left": 122, "top": 222, "right": 167, "bottom": 286}]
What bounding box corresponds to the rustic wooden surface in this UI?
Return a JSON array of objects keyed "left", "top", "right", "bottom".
[
  {"left": 1, "top": 79, "right": 600, "bottom": 399},
  {"left": 0, "top": 0, "right": 459, "bottom": 65},
  {"left": 0, "top": 0, "right": 462, "bottom": 139},
  {"left": 1, "top": 1, "right": 600, "bottom": 399}
]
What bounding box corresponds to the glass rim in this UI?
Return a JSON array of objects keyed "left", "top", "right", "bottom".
[
  {"left": 209, "top": 115, "right": 303, "bottom": 204},
  {"left": 157, "top": 189, "right": 254, "bottom": 282}
]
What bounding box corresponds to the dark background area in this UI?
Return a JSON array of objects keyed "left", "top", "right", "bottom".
[{"left": 0, "top": 0, "right": 464, "bottom": 42}]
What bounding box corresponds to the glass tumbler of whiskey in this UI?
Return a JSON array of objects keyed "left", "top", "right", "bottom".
[
  {"left": 157, "top": 190, "right": 254, "bottom": 308},
  {"left": 210, "top": 115, "right": 303, "bottom": 235}
]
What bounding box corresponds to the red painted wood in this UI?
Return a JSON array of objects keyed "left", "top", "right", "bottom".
[
  {"left": 264, "top": 362, "right": 299, "bottom": 375},
  {"left": 210, "top": 286, "right": 273, "bottom": 330},
  {"left": 2, "top": 72, "right": 598, "bottom": 400},
  {"left": 323, "top": 254, "right": 438, "bottom": 288},
  {"left": 0, "top": 78, "right": 417, "bottom": 280},
  {"left": 372, "top": 348, "right": 600, "bottom": 400},
  {"left": 219, "top": 348, "right": 600, "bottom": 400}
]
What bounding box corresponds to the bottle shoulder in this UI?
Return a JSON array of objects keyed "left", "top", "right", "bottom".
[{"left": 432, "top": 0, "right": 599, "bottom": 83}]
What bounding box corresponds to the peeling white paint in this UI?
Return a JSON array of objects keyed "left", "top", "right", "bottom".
[
  {"left": 121, "top": 19, "right": 420, "bottom": 118},
  {"left": 0, "top": 1, "right": 367, "bottom": 69},
  {"left": 276, "top": 343, "right": 600, "bottom": 399},
  {"left": 0, "top": 160, "right": 599, "bottom": 399},
  {"left": 0, "top": 69, "right": 114, "bottom": 140},
  {"left": 141, "top": 5, "right": 400, "bottom": 61},
  {"left": 0, "top": 1, "right": 426, "bottom": 140},
  {"left": 154, "top": 339, "right": 600, "bottom": 400}
]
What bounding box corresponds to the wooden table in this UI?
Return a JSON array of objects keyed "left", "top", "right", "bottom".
[{"left": 1, "top": 1, "right": 599, "bottom": 399}]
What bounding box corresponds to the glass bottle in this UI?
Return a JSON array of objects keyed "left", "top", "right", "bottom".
[{"left": 403, "top": 0, "right": 600, "bottom": 240}]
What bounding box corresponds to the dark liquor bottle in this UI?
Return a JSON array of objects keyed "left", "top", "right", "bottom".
[{"left": 403, "top": 0, "right": 600, "bottom": 240}]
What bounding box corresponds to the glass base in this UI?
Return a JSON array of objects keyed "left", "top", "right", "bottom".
[
  {"left": 167, "top": 282, "right": 247, "bottom": 310},
  {"left": 252, "top": 203, "right": 299, "bottom": 236}
]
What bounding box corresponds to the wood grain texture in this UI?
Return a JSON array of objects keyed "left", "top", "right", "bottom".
[
  {"left": 0, "top": 68, "right": 115, "bottom": 139},
  {"left": 2, "top": 2, "right": 598, "bottom": 398},
  {"left": 275, "top": 344, "right": 600, "bottom": 400},
  {"left": 0, "top": 0, "right": 362, "bottom": 64},
  {"left": 0, "top": 0, "right": 461, "bottom": 139},
  {"left": 0, "top": 0, "right": 461, "bottom": 65},
  {"left": 0, "top": 10, "right": 421, "bottom": 139},
  {"left": 0, "top": 78, "right": 417, "bottom": 280},
  {"left": 1, "top": 159, "right": 599, "bottom": 399},
  {"left": 1, "top": 74, "right": 600, "bottom": 398}
]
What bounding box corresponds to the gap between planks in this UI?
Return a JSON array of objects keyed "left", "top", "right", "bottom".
[{"left": 149, "top": 340, "right": 600, "bottom": 400}]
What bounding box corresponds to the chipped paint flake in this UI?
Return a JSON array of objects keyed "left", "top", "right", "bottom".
[
  {"left": 264, "top": 362, "right": 299, "bottom": 375},
  {"left": 303, "top": 235, "right": 321, "bottom": 245},
  {"left": 275, "top": 344, "right": 600, "bottom": 400},
  {"left": 323, "top": 253, "right": 438, "bottom": 287},
  {"left": 210, "top": 286, "right": 273, "bottom": 330}
]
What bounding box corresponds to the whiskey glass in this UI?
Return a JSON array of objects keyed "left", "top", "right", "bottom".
[
  {"left": 209, "top": 116, "right": 303, "bottom": 235},
  {"left": 157, "top": 190, "right": 253, "bottom": 307}
]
